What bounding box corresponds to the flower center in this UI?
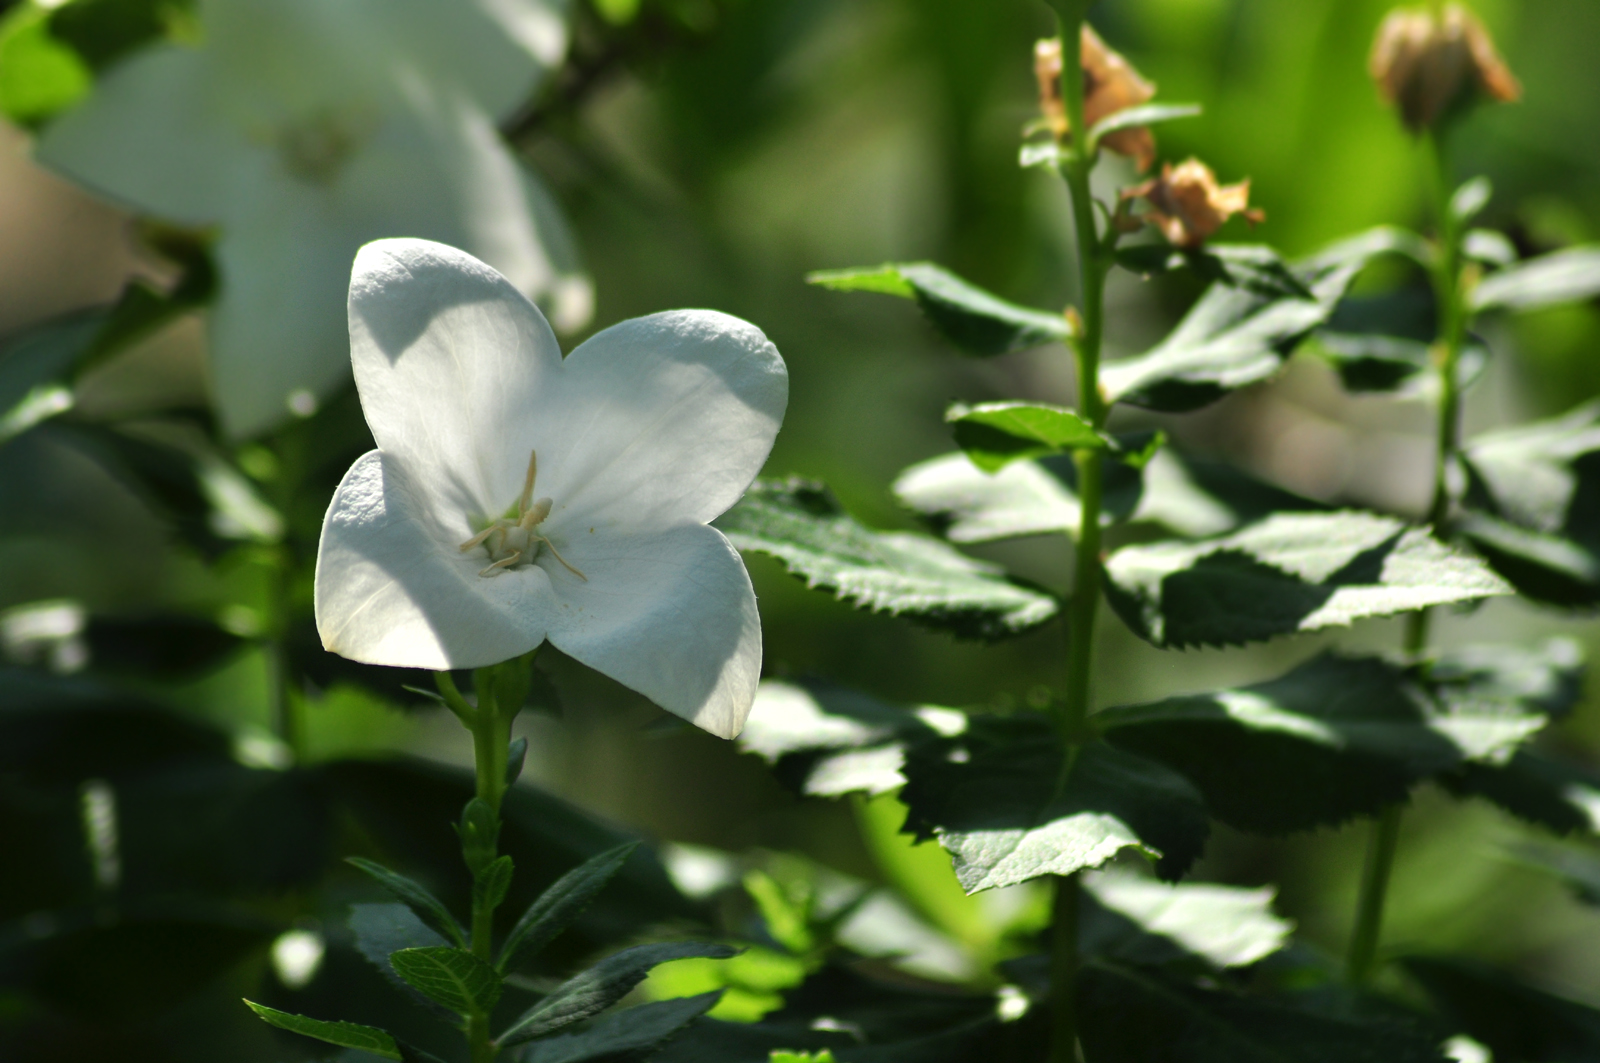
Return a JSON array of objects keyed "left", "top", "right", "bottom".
[
  {"left": 458, "top": 449, "right": 587, "bottom": 581},
  {"left": 275, "top": 107, "right": 373, "bottom": 185}
]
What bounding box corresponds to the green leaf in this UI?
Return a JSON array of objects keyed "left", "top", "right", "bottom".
[
  {"left": 348, "top": 903, "right": 455, "bottom": 1019},
  {"left": 1103, "top": 510, "right": 1511, "bottom": 649},
  {"left": 946, "top": 400, "right": 1105, "bottom": 472},
  {"left": 1087, "top": 102, "right": 1202, "bottom": 146},
  {"left": 739, "top": 679, "right": 962, "bottom": 798},
  {"left": 1508, "top": 839, "right": 1600, "bottom": 906},
  {"left": 389, "top": 946, "right": 503, "bottom": 1016},
  {"left": 506, "top": 735, "right": 529, "bottom": 785},
  {"left": 900, "top": 724, "right": 1210, "bottom": 890},
  {"left": 242, "top": 1000, "right": 401, "bottom": 1060},
  {"left": 1450, "top": 176, "right": 1492, "bottom": 224},
  {"left": 1458, "top": 399, "right": 1600, "bottom": 605},
  {"left": 0, "top": 4, "right": 90, "bottom": 125},
  {"left": 1103, "top": 226, "right": 1427, "bottom": 412},
  {"left": 1114, "top": 243, "right": 1313, "bottom": 300},
  {"left": 1078, "top": 962, "right": 1448, "bottom": 1063},
  {"left": 459, "top": 797, "right": 501, "bottom": 875},
  {"left": 498, "top": 942, "right": 739, "bottom": 1047},
  {"left": 805, "top": 262, "right": 1074, "bottom": 356},
  {"left": 716, "top": 479, "right": 1059, "bottom": 640},
  {"left": 1097, "top": 651, "right": 1555, "bottom": 835},
  {"left": 499, "top": 842, "right": 640, "bottom": 972},
  {"left": 474, "top": 854, "right": 515, "bottom": 914},
  {"left": 1439, "top": 749, "right": 1600, "bottom": 836},
  {"left": 1315, "top": 329, "right": 1487, "bottom": 396},
  {"left": 524, "top": 993, "right": 723, "bottom": 1063},
  {"left": 1082, "top": 869, "right": 1291, "bottom": 969},
  {"left": 1469, "top": 246, "right": 1600, "bottom": 313},
  {"left": 1463, "top": 229, "right": 1517, "bottom": 267},
  {"left": 893, "top": 445, "right": 1322, "bottom": 545},
  {"left": 346, "top": 857, "right": 466, "bottom": 948},
  {"left": 1404, "top": 956, "right": 1600, "bottom": 1063}
]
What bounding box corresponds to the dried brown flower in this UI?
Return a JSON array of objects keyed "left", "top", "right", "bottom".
[
  {"left": 1122, "top": 158, "right": 1264, "bottom": 248},
  {"left": 1033, "top": 26, "right": 1157, "bottom": 171},
  {"left": 1369, "top": 3, "right": 1521, "bottom": 133}
]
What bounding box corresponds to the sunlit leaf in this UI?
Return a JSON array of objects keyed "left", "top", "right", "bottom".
[
  {"left": 523, "top": 993, "right": 722, "bottom": 1063},
  {"left": 1469, "top": 246, "right": 1600, "bottom": 313},
  {"left": 1114, "top": 243, "right": 1312, "bottom": 300},
  {"left": 1103, "top": 510, "right": 1511, "bottom": 649},
  {"left": 0, "top": 4, "right": 90, "bottom": 124},
  {"left": 1087, "top": 102, "right": 1201, "bottom": 146},
  {"left": 806, "top": 262, "right": 1074, "bottom": 356},
  {"left": 1082, "top": 869, "right": 1292, "bottom": 969},
  {"left": 946, "top": 400, "right": 1105, "bottom": 472},
  {"left": 717, "top": 479, "right": 1059, "bottom": 640}
]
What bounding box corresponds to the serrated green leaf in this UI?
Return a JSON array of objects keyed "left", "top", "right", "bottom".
[
  {"left": 389, "top": 946, "right": 502, "bottom": 1016},
  {"left": 946, "top": 400, "right": 1105, "bottom": 472},
  {"left": 805, "top": 262, "right": 1073, "bottom": 356},
  {"left": 1088, "top": 102, "right": 1201, "bottom": 146},
  {"left": 348, "top": 903, "right": 455, "bottom": 1019},
  {"left": 1104, "top": 226, "right": 1427, "bottom": 411},
  {"left": 474, "top": 854, "right": 515, "bottom": 914},
  {"left": 1078, "top": 962, "right": 1448, "bottom": 1063},
  {"left": 498, "top": 942, "right": 738, "bottom": 1047},
  {"left": 901, "top": 725, "right": 1210, "bottom": 890},
  {"left": 1114, "top": 243, "right": 1313, "bottom": 300},
  {"left": 346, "top": 857, "right": 466, "bottom": 947},
  {"left": 1469, "top": 246, "right": 1600, "bottom": 313},
  {"left": 1103, "top": 510, "right": 1511, "bottom": 649},
  {"left": 1405, "top": 956, "right": 1600, "bottom": 1063},
  {"left": 1439, "top": 749, "right": 1600, "bottom": 836},
  {"left": 524, "top": 993, "right": 722, "bottom": 1063},
  {"left": 499, "top": 842, "right": 639, "bottom": 972},
  {"left": 1084, "top": 871, "right": 1292, "bottom": 969},
  {"left": 1097, "top": 651, "right": 1555, "bottom": 835},
  {"left": 716, "top": 479, "right": 1059, "bottom": 640},
  {"left": 1458, "top": 399, "right": 1600, "bottom": 605},
  {"left": 0, "top": 4, "right": 90, "bottom": 125},
  {"left": 893, "top": 446, "right": 1322, "bottom": 545},
  {"left": 243, "top": 1000, "right": 401, "bottom": 1060}
]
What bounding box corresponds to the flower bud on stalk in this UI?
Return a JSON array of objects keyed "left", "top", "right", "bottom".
[
  {"left": 1369, "top": 3, "right": 1520, "bottom": 133},
  {"left": 1034, "top": 26, "right": 1157, "bottom": 171},
  {"left": 1120, "top": 158, "right": 1264, "bottom": 248}
]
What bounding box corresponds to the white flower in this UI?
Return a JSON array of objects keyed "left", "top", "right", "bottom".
[
  {"left": 314, "top": 239, "right": 788, "bottom": 739},
  {"left": 35, "top": 0, "right": 588, "bottom": 439}
]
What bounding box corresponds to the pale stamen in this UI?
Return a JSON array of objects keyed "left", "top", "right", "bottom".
[{"left": 457, "top": 448, "right": 588, "bottom": 581}]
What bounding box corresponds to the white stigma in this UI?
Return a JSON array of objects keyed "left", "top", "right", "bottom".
[{"left": 458, "top": 449, "right": 587, "bottom": 581}]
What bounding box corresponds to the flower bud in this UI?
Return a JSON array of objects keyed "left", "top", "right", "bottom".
[
  {"left": 1121, "top": 159, "right": 1264, "bottom": 248},
  {"left": 1369, "top": 3, "right": 1520, "bottom": 133},
  {"left": 1033, "top": 26, "right": 1157, "bottom": 171}
]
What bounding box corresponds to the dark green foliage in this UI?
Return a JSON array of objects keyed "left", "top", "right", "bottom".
[
  {"left": 498, "top": 942, "right": 738, "bottom": 1047},
  {"left": 1113, "top": 243, "right": 1312, "bottom": 300},
  {"left": 1103, "top": 510, "right": 1509, "bottom": 648},
  {"left": 898, "top": 721, "right": 1210, "bottom": 888},
  {"left": 242, "top": 1001, "right": 402, "bottom": 1060},
  {"left": 1438, "top": 749, "right": 1600, "bottom": 835},
  {"left": 1077, "top": 961, "right": 1448, "bottom": 1062},
  {"left": 347, "top": 858, "right": 467, "bottom": 948},
  {"left": 1101, "top": 227, "right": 1429, "bottom": 412},
  {"left": 388, "top": 946, "right": 503, "bottom": 1016},
  {"left": 806, "top": 262, "right": 1074, "bottom": 356},
  {"left": 521, "top": 992, "right": 723, "bottom": 1063},
  {"left": 716, "top": 478, "right": 1059, "bottom": 639},
  {"left": 1404, "top": 956, "right": 1600, "bottom": 1063},
  {"left": 500, "top": 842, "right": 640, "bottom": 973},
  {"left": 1458, "top": 400, "right": 1600, "bottom": 606},
  {"left": 946, "top": 400, "right": 1104, "bottom": 472}
]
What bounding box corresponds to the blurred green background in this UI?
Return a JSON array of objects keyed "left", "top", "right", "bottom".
[{"left": 6, "top": 0, "right": 1600, "bottom": 1055}]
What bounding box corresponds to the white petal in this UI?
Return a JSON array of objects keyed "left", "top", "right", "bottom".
[
  {"left": 213, "top": 85, "right": 574, "bottom": 439},
  {"left": 545, "top": 523, "right": 762, "bottom": 739},
  {"left": 535, "top": 311, "right": 788, "bottom": 530},
  {"left": 35, "top": 45, "right": 236, "bottom": 225},
  {"left": 373, "top": 0, "right": 569, "bottom": 119},
  {"left": 315, "top": 450, "right": 558, "bottom": 669},
  {"left": 347, "top": 237, "right": 564, "bottom": 521}
]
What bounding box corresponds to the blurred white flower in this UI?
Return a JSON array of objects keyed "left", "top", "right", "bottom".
[
  {"left": 314, "top": 239, "right": 787, "bottom": 739},
  {"left": 36, "top": 0, "right": 589, "bottom": 438}
]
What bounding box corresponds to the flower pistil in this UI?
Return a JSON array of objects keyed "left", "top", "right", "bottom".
[{"left": 459, "top": 449, "right": 587, "bottom": 580}]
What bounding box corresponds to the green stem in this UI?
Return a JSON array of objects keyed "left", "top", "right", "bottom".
[
  {"left": 1048, "top": 13, "right": 1108, "bottom": 1061},
  {"left": 1346, "top": 131, "right": 1467, "bottom": 987}
]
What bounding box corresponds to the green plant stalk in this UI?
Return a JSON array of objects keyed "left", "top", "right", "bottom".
[
  {"left": 1345, "top": 131, "right": 1467, "bottom": 986},
  {"left": 437, "top": 669, "right": 515, "bottom": 1063},
  {"left": 1048, "top": 11, "right": 1110, "bottom": 1061}
]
